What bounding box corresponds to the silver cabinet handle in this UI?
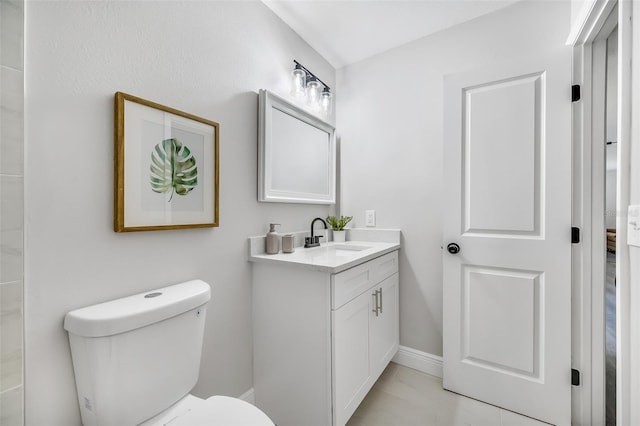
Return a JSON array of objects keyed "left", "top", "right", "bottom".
[
  {"left": 377, "top": 288, "right": 383, "bottom": 314},
  {"left": 372, "top": 291, "right": 379, "bottom": 317}
]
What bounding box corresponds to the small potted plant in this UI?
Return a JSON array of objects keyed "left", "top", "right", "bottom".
[{"left": 326, "top": 215, "right": 352, "bottom": 243}]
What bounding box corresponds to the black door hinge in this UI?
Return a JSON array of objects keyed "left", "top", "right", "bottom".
[
  {"left": 572, "top": 368, "right": 581, "bottom": 386},
  {"left": 572, "top": 85, "right": 581, "bottom": 102},
  {"left": 572, "top": 227, "right": 581, "bottom": 244}
]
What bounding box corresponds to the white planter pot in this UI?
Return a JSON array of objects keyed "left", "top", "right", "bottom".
[{"left": 333, "top": 230, "right": 346, "bottom": 242}]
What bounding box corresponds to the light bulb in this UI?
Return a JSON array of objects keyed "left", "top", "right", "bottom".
[
  {"left": 291, "top": 67, "right": 306, "bottom": 98},
  {"left": 321, "top": 89, "right": 332, "bottom": 115},
  {"left": 306, "top": 78, "right": 321, "bottom": 109}
]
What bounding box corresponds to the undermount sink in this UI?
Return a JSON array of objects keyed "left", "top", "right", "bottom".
[{"left": 301, "top": 243, "right": 372, "bottom": 258}]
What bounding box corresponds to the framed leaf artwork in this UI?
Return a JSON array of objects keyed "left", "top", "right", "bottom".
[{"left": 114, "top": 92, "right": 219, "bottom": 232}]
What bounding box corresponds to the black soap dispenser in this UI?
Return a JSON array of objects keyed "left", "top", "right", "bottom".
[{"left": 266, "top": 223, "right": 280, "bottom": 254}]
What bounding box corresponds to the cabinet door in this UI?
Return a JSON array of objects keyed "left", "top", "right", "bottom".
[
  {"left": 370, "top": 273, "right": 399, "bottom": 380},
  {"left": 332, "top": 289, "right": 372, "bottom": 426}
]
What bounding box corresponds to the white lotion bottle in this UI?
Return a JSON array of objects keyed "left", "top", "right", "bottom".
[{"left": 266, "top": 223, "right": 280, "bottom": 254}]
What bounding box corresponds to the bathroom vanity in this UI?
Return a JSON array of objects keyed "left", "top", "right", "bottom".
[{"left": 249, "top": 230, "right": 400, "bottom": 426}]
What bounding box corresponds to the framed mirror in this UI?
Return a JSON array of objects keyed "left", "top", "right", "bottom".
[{"left": 258, "top": 89, "right": 336, "bottom": 204}]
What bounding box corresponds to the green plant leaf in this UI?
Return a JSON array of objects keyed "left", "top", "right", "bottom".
[
  {"left": 326, "top": 215, "right": 353, "bottom": 230},
  {"left": 150, "top": 138, "right": 198, "bottom": 201}
]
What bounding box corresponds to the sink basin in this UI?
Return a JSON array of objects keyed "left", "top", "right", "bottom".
[
  {"left": 301, "top": 243, "right": 372, "bottom": 258},
  {"left": 331, "top": 244, "right": 371, "bottom": 252}
]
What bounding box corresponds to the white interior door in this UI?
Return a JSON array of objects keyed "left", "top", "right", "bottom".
[{"left": 443, "top": 51, "right": 572, "bottom": 425}]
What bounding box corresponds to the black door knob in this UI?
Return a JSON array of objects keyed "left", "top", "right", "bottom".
[{"left": 447, "top": 243, "right": 460, "bottom": 254}]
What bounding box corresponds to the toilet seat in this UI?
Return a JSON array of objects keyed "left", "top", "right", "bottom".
[
  {"left": 140, "top": 394, "right": 274, "bottom": 426},
  {"left": 168, "top": 396, "right": 274, "bottom": 426}
]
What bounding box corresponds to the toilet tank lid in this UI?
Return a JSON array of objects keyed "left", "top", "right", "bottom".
[{"left": 64, "top": 280, "right": 211, "bottom": 338}]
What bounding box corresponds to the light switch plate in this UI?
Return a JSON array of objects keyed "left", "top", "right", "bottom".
[
  {"left": 628, "top": 205, "right": 640, "bottom": 247},
  {"left": 365, "top": 210, "right": 376, "bottom": 227}
]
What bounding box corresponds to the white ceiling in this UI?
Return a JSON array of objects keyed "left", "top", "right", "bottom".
[{"left": 262, "top": 0, "right": 521, "bottom": 69}]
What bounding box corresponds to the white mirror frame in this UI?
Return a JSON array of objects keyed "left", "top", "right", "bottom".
[{"left": 258, "top": 89, "right": 336, "bottom": 204}]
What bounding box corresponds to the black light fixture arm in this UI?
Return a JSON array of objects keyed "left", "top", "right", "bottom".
[{"left": 294, "top": 60, "right": 331, "bottom": 92}]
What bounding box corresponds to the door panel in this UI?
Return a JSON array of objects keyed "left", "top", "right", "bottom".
[
  {"left": 443, "top": 52, "right": 571, "bottom": 426},
  {"left": 462, "top": 266, "right": 541, "bottom": 377},
  {"left": 332, "top": 290, "right": 371, "bottom": 426},
  {"left": 464, "top": 73, "right": 542, "bottom": 236},
  {"left": 370, "top": 274, "right": 399, "bottom": 378}
]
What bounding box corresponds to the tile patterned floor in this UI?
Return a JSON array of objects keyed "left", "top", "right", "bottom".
[{"left": 346, "top": 362, "right": 549, "bottom": 426}]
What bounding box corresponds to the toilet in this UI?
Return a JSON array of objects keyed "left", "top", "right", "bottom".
[{"left": 64, "top": 280, "right": 273, "bottom": 426}]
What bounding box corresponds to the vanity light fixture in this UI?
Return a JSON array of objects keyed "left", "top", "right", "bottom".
[{"left": 290, "top": 60, "right": 332, "bottom": 116}]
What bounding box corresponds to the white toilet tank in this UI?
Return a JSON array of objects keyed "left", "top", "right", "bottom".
[{"left": 64, "top": 280, "right": 211, "bottom": 426}]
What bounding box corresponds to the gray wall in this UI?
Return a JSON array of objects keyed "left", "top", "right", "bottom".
[
  {"left": 24, "top": 1, "right": 334, "bottom": 424},
  {"left": 337, "top": 0, "right": 571, "bottom": 356},
  {"left": 0, "top": 0, "right": 24, "bottom": 424}
]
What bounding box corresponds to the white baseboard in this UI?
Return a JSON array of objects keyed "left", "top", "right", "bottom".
[
  {"left": 392, "top": 345, "right": 443, "bottom": 378},
  {"left": 238, "top": 388, "right": 255, "bottom": 404}
]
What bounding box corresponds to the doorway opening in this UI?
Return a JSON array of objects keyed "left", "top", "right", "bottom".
[{"left": 603, "top": 25, "right": 617, "bottom": 426}]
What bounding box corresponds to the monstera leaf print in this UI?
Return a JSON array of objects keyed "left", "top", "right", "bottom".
[{"left": 150, "top": 138, "right": 198, "bottom": 201}]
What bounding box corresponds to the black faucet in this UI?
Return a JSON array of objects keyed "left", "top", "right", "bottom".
[{"left": 305, "top": 217, "right": 327, "bottom": 248}]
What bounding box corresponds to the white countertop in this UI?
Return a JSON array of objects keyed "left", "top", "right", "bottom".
[{"left": 248, "top": 239, "right": 400, "bottom": 274}]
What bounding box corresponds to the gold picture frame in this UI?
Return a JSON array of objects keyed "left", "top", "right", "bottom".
[{"left": 114, "top": 92, "right": 219, "bottom": 232}]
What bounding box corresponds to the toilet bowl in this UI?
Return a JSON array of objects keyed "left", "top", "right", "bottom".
[
  {"left": 64, "top": 280, "right": 274, "bottom": 426},
  {"left": 140, "top": 394, "right": 273, "bottom": 426}
]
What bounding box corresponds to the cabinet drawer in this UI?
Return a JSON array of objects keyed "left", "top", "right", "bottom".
[{"left": 332, "top": 251, "right": 398, "bottom": 309}]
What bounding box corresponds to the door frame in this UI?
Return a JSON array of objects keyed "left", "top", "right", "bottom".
[
  {"left": 616, "top": 1, "right": 637, "bottom": 423},
  {"left": 570, "top": 2, "right": 615, "bottom": 424},
  {"left": 569, "top": 1, "right": 633, "bottom": 424}
]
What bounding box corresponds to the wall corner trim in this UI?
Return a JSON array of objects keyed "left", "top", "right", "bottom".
[{"left": 392, "top": 346, "right": 443, "bottom": 378}]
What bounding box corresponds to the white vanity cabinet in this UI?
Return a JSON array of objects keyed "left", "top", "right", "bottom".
[
  {"left": 331, "top": 252, "right": 399, "bottom": 425},
  {"left": 252, "top": 249, "right": 399, "bottom": 426}
]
